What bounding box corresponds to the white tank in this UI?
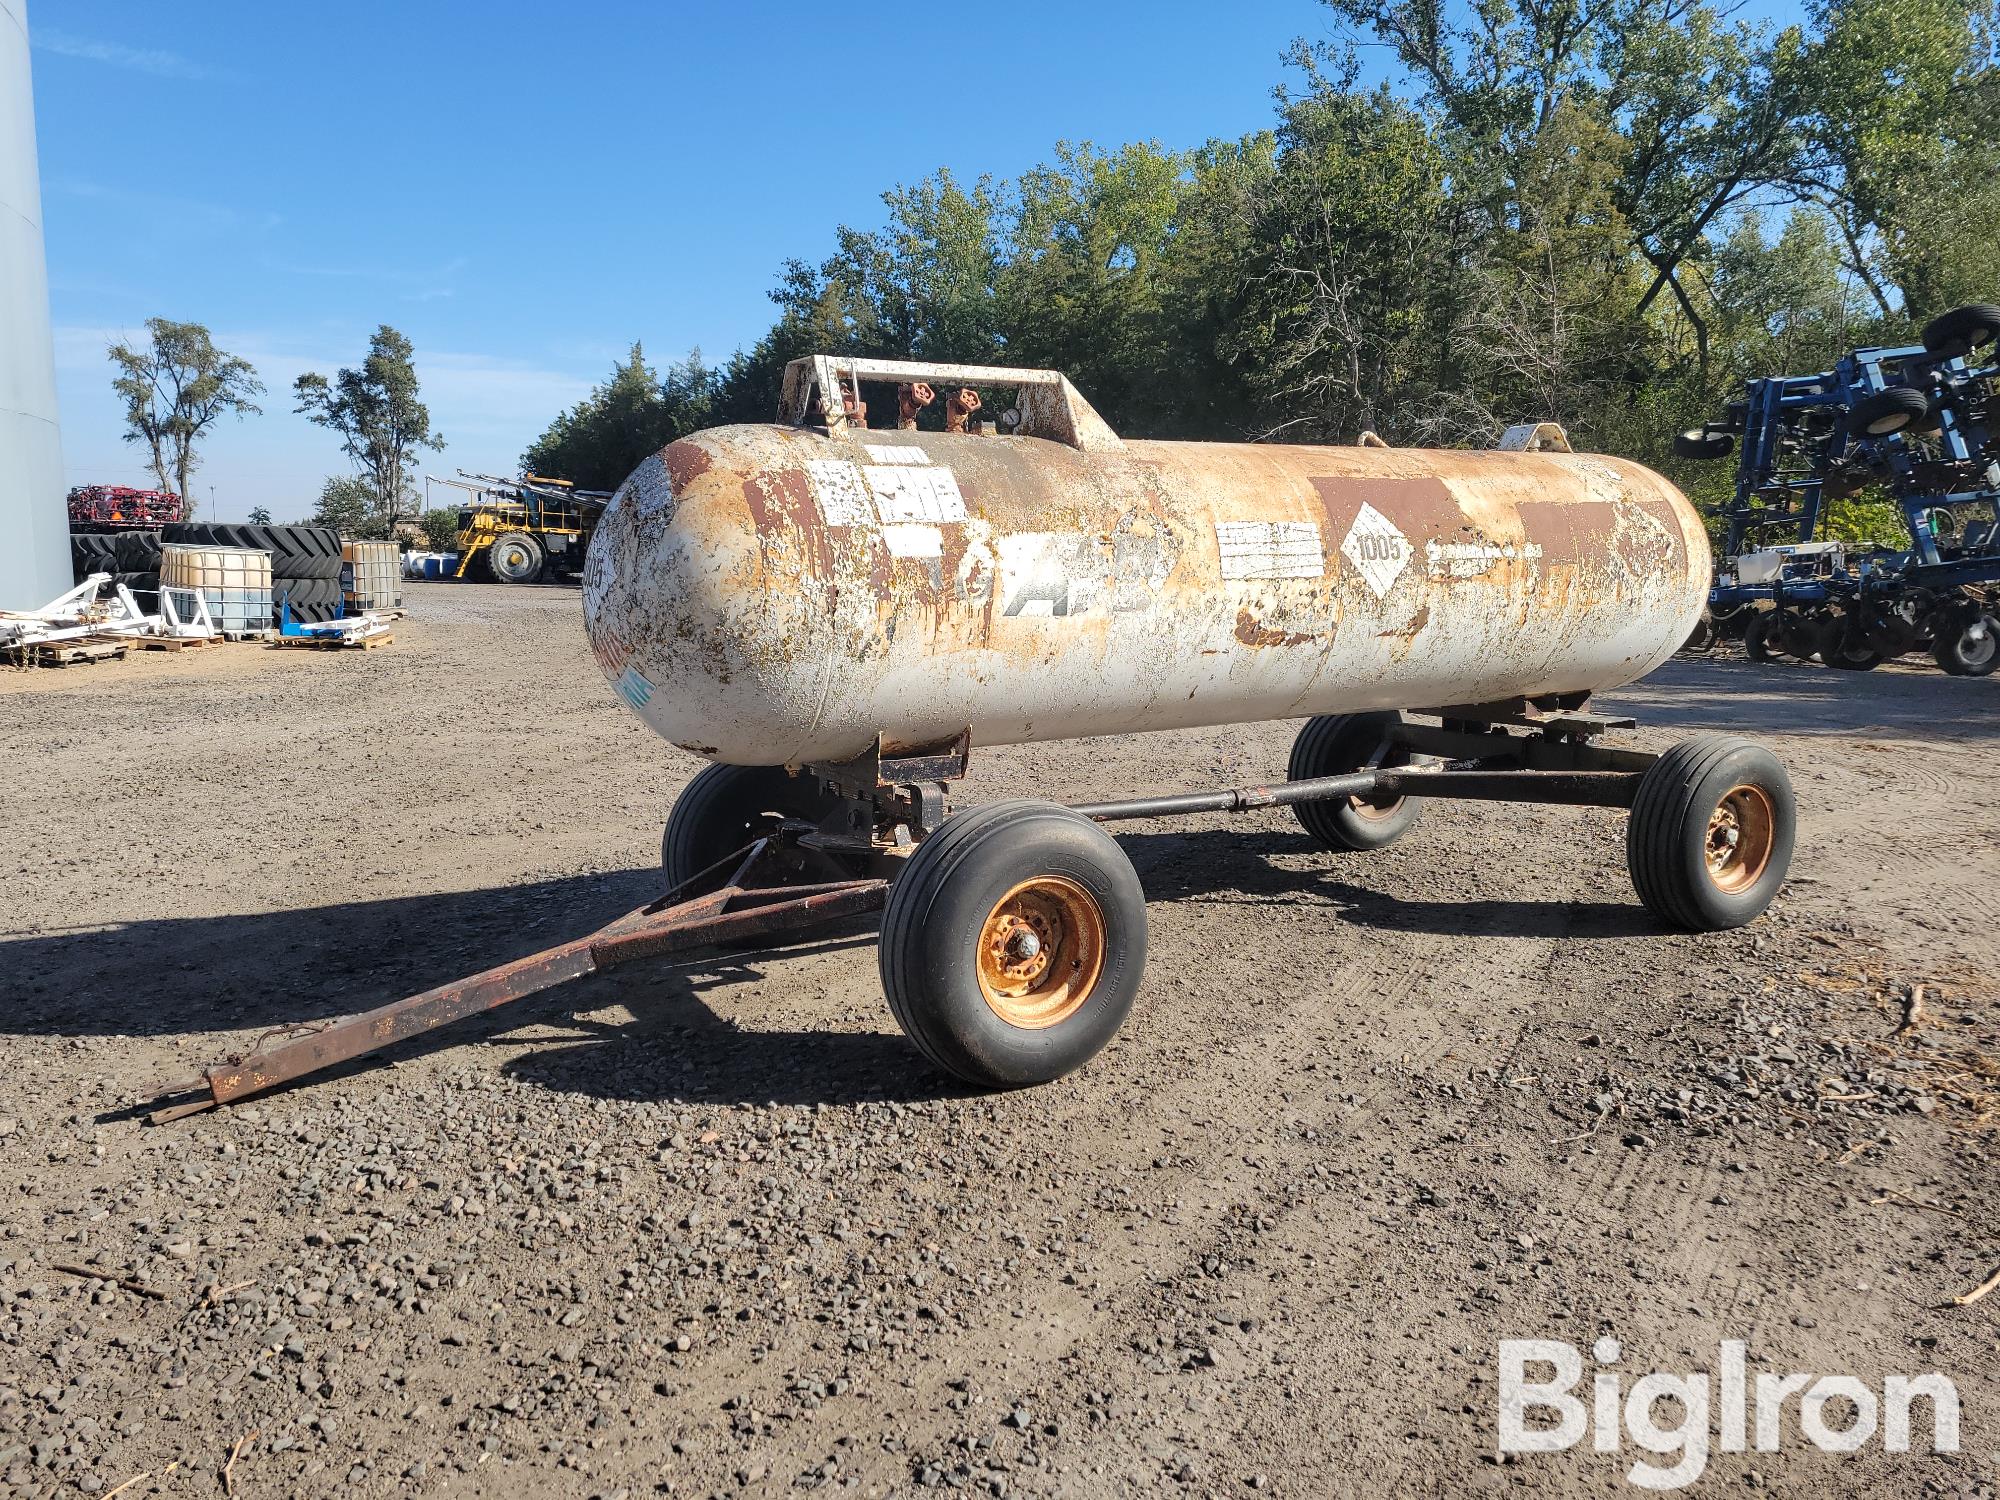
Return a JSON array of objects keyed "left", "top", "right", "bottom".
[{"left": 583, "top": 363, "right": 1709, "bottom": 768}]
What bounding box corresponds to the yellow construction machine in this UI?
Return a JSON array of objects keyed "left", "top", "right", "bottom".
[{"left": 428, "top": 471, "right": 611, "bottom": 583}]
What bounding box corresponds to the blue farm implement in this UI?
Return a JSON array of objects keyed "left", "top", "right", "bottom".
[{"left": 1675, "top": 302, "right": 2000, "bottom": 676}]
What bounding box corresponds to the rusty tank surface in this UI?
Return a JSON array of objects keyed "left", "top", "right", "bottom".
[
  {"left": 138, "top": 361, "right": 1795, "bottom": 1116},
  {"left": 583, "top": 357, "right": 1708, "bottom": 768}
]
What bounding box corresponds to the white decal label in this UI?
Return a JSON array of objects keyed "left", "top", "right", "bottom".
[
  {"left": 1340, "top": 503, "right": 1413, "bottom": 597},
  {"left": 805, "top": 459, "right": 874, "bottom": 527},
  {"left": 1215, "top": 519, "right": 1324, "bottom": 581},
  {"left": 864, "top": 444, "right": 930, "bottom": 465},
  {"left": 882, "top": 523, "right": 943, "bottom": 559},
  {"left": 1426, "top": 539, "right": 1543, "bottom": 579},
  {"left": 865, "top": 464, "right": 967, "bottom": 523}
]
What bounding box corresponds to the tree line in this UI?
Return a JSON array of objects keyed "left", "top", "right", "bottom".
[{"left": 526, "top": 0, "right": 1999, "bottom": 548}]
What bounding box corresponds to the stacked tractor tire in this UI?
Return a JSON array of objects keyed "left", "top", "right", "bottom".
[
  {"left": 69, "top": 523, "right": 347, "bottom": 626},
  {"left": 163, "top": 523, "right": 345, "bottom": 623}
]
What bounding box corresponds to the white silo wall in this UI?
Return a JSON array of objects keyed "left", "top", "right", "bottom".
[{"left": 0, "top": 0, "right": 70, "bottom": 609}]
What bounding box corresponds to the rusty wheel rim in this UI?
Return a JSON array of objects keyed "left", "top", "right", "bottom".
[
  {"left": 1705, "top": 784, "right": 1775, "bottom": 894},
  {"left": 976, "top": 876, "right": 1106, "bottom": 1029},
  {"left": 1349, "top": 791, "right": 1406, "bottom": 822}
]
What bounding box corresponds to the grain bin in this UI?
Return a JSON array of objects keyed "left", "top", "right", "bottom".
[
  {"left": 159, "top": 543, "right": 273, "bottom": 635},
  {"left": 342, "top": 540, "right": 403, "bottom": 611}
]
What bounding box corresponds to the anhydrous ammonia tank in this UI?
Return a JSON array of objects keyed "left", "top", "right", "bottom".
[{"left": 584, "top": 359, "right": 1709, "bottom": 767}]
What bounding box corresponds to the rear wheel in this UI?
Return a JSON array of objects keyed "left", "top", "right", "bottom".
[
  {"left": 661, "top": 763, "right": 842, "bottom": 890},
  {"left": 1626, "top": 736, "right": 1795, "bottom": 931},
  {"left": 487, "top": 532, "right": 544, "bottom": 584},
  {"left": 1288, "top": 712, "right": 1422, "bottom": 852},
  {"left": 878, "top": 800, "right": 1146, "bottom": 1089},
  {"left": 1931, "top": 608, "right": 2000, "bottom": 677}
]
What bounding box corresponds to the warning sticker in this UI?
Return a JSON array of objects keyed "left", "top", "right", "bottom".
[
  {"left": 882, "top": 523, "right": 943, "bottom": 559},
  {"left": 1215, "top": 520, "right": 1324, "bottom": 581},
  {"left": 1340, "top": 503, "right": 1413, "bottom": 597},
  {"left": 864, "top": 444, "right": 930, "bottom": 466},
  {"left": 805, "top": 459, "right": 875, "bottom": 527},
  {"left": 865, "top": 464, "right": 967, "bottom": 523},
  {"left": 1425, "top": 539, "right": 1543, "bottom": 579}
]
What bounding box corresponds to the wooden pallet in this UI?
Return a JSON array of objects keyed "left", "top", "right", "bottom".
[
  {"left": 30, "top": 640, "right": 128, "bottom": 667},
  {"left": 132, "top": 634, "right": 217, "bottom": 652},
  {"left": 271, "top": 630, "right": 394, "bottom": 652}
]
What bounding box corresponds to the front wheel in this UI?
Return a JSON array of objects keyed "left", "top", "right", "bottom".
[
  {"left": 1626, "top": 736, "right": 1795, "bottom": 931},
  {"left": 1288, "top": 712, "right": 1422, "bottom": 852},
  {"left": 487, "top": 532, "right": 544, "bottom": 584},
  {"left": 878, "top": 801, "right": 1147, "bottom": 1089},
  {"left": 662, "top": 763, "right": 841, "bottom": 890}
]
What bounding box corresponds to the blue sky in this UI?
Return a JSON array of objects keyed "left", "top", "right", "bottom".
[{"left": 31, "top": 0, "right": 1324, "bottom": 521}]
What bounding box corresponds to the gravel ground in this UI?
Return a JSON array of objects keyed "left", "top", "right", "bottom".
[{"left": 3, "top": 580, "right": 1997, "bottom": 1498}]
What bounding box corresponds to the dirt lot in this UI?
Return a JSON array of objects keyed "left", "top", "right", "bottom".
[{"left": 3, "top": 580, "right": 1998, "bottom": 1498}]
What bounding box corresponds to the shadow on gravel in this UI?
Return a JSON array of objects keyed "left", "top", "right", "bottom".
[
  {"left": 1610, "top": 656, "right": 2000, "bottom": 740},
  {"left": 6, "top": 865, "right": 965, "bottom": 1112},
  {"left": 1118, "top": 829, "right": 1664, "bottom": 939},
  {"left": 498, "top": 937, "right": 969, "bottom": 1107}
]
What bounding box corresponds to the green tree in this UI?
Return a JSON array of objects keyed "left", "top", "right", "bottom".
[
  {"left": 107, "top": 318, "right": 263, "bottom": 518},
  {"left": 294, "top": 326, "right": 444, "bottom": 527},
  {"left": 523, "top": 343, "right": 719, "bottom": 491},
  {"left": 419, "top": 507, "right": 462, "bottom": 551},
  {"left": 247, "top": 505, "right": 272, "bottom": 524},
  {"left": 310, "top": 475, "right": 388, "bottom": 538}
]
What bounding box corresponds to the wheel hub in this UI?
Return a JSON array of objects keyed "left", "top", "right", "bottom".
[
  {"left": 1704, "top": 784, "right": 1775, "bottom": 894},
  {"left": 977, "top": 877, "right": 1106, "bottom": 1029}
]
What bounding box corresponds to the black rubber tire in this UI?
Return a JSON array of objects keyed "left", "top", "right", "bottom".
[
  {"left": 487, "top": 533, "right": 543, "bottom": 584},
  {"left": 1288, "top": 712, "right": 1422, "bottom": 852},
  {"left": 877, "top": 800, "right": 1147, "bottom": 1089},
  {"left": 1931, "top": 609, "right": 2000, "bottom": 677},
  {"left": 1743, "top": 611, "right": 1782, "bottom": 663},
  {"left": 112, "top": 530, "right": 162, "bottom": 572},
  {"left": 1921, "top": 303, "right": 2000, "bottom": 360},
  {"left": 1681, "top": 612, "right": 1719, "bottom": 653},
  {"left": 101, "top": 571, "right": 157, "bottom": 598},
  {"left": 275, "top": 577, "right": 343, "bottom": 626},
  {"left": 163, "top": 523, "right": 344, "bottom": 577},
  {"left": 1626, "top": 736, "right": 1795, "bottom": 931},
  {"left": 1672, "top": 427, "right": 1734, "bottom": 461},
  {"left": 661, "top": 763, "right": 842, "bottom": 891},
  {"left": 1817, "top": 615, "right": 1884, "bottom": 670},
  {"left": 1849, "top": 387, "right": 1930, "bottom": 437}
]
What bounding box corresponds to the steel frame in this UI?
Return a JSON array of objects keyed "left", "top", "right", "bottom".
[{"left": 140, "top": 708, "right": 1656, "bottom": 1123}]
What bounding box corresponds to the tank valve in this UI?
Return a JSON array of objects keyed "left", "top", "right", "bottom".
[{"left": 897, "top": 382, "right": 935, "bottom": 429}]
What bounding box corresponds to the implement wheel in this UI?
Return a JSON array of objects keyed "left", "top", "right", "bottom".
[
  {"left": 1288, "top": 712, "right": 1421, "bottom": 852},
  {"left": 1817, "top": 614, "right": 1884, "bottom": 671},
  {"left": 878, "top": 800, "right": 1146, "bottom": 1089},
  {"left": 1743, "top": 611, "right": 1782, "bottom": 663},
  {"left": 1626, "top": 736, "right": 1795, "bottom": 931},
  {"left": 487, "top": 532, "right": 544, "bottom": 584},
  {"left": 662, "top": 763, "right": 841, "bottom": 890},
  {"left": 1931, "top": 609, "right": 2000, "bottom": 677}
]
